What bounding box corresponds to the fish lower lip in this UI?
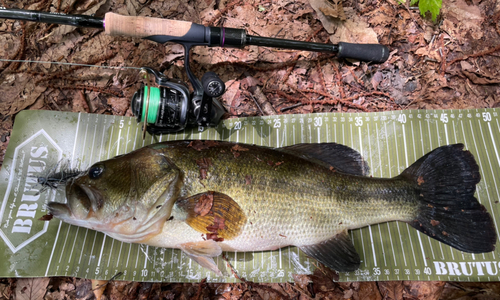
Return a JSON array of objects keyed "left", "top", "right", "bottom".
[{"left": 47, "top": 202, "right": 71, "bottom": 217}]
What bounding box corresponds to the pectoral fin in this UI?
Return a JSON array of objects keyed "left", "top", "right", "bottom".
[
  {"left": 299, "top": 230, "right": 360, "bottom": 272},
  {"left": 175, "top": 191, "right": 246, "bottom": 240},
  {"left": 180, "top": 240, "right": 224, "bottom": 276}
]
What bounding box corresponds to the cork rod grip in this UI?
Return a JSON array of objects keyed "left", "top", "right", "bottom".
[{"left": 104, "top": 12, "right": 193, "bottom": 38}]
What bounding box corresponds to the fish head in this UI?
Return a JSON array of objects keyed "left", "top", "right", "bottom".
[{"left": 48, "top": 146, "right": 182, "bottom": 242}]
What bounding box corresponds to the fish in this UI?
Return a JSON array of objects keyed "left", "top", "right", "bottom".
[{"left": 47, "top": 141, "right": 497, "bottom": 275}]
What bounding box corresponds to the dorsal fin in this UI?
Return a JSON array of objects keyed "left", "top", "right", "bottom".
[{"left": 281, "top": 143, "right": 370, "bottom": 176}]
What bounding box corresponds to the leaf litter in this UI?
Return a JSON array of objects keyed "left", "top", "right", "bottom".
[{"left": 0, "top": 0, "right": 500, "bottom": 298}]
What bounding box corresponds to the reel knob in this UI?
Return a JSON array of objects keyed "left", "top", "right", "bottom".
[{"left": 201, "top": 72, "right": 225, "bottom": 97}]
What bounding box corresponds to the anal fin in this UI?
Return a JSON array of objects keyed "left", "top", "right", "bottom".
[
  {"left": 299, "top": 230, "right": 360, "bottom": 272},
  {"left": 180, "top": 240, "right": 225, "bottom": 276}
]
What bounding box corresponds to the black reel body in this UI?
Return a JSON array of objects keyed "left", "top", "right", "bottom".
[{"left": 131, "top": 67, "right": 226, "bottom": 134}]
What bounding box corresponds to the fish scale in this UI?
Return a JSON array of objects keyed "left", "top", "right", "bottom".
[{"left": 158, "top": 142, "right": 419, "bottom": 249}]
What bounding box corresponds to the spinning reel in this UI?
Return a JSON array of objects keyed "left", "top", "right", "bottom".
[{"left": 130, "top": 66, "right": 225, "bottom": 135}]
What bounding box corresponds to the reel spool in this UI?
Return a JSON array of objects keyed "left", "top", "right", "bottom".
[{"left": 130, "top": 67, "right": 225, "bottom": 136}]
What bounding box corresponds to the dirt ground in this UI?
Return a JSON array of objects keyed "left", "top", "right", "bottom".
[{"left": 1, "top": 0, "right": 500, "bottom": 299}]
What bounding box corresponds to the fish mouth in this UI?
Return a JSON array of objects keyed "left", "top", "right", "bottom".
[
  {"left": 50, "top": 180, "right": 103, "bottom": 221},
  {"left": 47, "top": 202, "right": 71, "bottom": 218},
  {"left": 46, "top": 181, "right": 102, "bottom": 225},
  {"left": 71, "top": 184, "right": 94, "bottom": 212}
]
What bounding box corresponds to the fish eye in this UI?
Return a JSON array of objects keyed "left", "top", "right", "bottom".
[{"left": 88, "top": 164, "right": 104, "bottom": 179}]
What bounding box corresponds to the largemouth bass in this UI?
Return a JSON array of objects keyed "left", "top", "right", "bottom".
[{"left": 47, "top": 141, "right": 497, "bottom": 275}]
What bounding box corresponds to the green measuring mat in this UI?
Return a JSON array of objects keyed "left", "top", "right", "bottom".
[{"left": 1, "top": 109, "right": 499, "bottom": 283}]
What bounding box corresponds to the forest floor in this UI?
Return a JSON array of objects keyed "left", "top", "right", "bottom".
[{"left": 1, "top": 0, "right": 500, "bottom": 298}]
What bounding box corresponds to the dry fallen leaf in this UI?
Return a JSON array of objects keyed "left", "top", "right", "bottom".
[
  {"left": 403, "top": 281, "right": 446, "bottom": 300},
  {"left": 15, "top": 278, "right": 50, "bottom": 300},
  {"left": 441, "top": 0, "right": 483, "bottom": 41},
  {"left": 462, "top": 71, "right": 500, "bottom": 85},
  {"left": 318, "top": 0, "right": 347, "bottom": 20},
  {"left": 194, "top": 192, "right": 214, "bottom": 216},
  {"left": 91, "top": 279, "right": 107, "bottom": 300},
  {"left": 309, "top": 0, "right": 378, "bottom": 44},
  {"left": 378, "top": 281, "right": 404, "bottom": 300}
]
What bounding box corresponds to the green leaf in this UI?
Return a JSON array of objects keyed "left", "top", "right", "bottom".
[{"left": 419, "top": 0, "right": 442, "bottom": 21}]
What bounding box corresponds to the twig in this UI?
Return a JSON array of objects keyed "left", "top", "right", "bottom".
[
  {"left": 445, "top": 44, "right": 500, "bottom": 70},
  {"left": 280, "top": 103, "right": 302, "bottom": 112},
  {"left": 91, "top": 271, "right": 123, "bottom": 291},
  {"left": 347, "top": 67, "right": 365, "bottom": 87},
  {"left": 248, "top": 85, "right": 277, "bottom": 115},
  {"left": 330, "top": 59, "right": 345, "bottom": 98},
  {"left": 222, "top": 253, "right": 244, "bottom": 281},
  {"left": 316, "top": 60, "right": 327, "bottom": 93},
  {"left": 192, "top": 278, "right": 207, "bottom": 300},
  {"left": 242, "top": 90, "right": 265, "bottom": 115}
]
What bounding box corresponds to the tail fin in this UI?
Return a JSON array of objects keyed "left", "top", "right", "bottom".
[{"left": 400, "top": 144, "right": 497, "bottom": 253}]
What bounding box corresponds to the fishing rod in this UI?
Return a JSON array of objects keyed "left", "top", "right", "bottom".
[{"left": 0, "top": 7, "right": 390, "bottom": 134}]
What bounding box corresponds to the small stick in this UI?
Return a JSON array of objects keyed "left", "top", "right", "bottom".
[
  {"left": 280, "top": 103, "right": 302, "bottom": 112},
  {"left": 242, "top": 91, "right": 264, "bottom": 116},
  {"left": 445, "top": 44, "right": 500, "bottom": 69},
  {"left": 249, "top": 85, "right": 277, "bottom": 115},
  {"left": 330, "top": 59, "right": 345, "bottom": 98}
]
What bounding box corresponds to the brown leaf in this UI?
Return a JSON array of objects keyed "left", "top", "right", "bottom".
[
  {"left": 231, "top": 144, "right": 249, "bottom": 152},
  {"left": 107, "top": 97, "right": 129, "bottom": 115},
  {"left": 206, "top": 233, "right": 224, "bottom": 242},
  {"left": 371, "top": 71, "right": 384, "bottom": 90},
  {"left": 403, "top": 281, "right": 445, "bottom": 300},
  {"left": 194, "top": 192, "right": 214, "bottom": 216},
  {"left": 196, "top": 157, "right": 212, "bottom": 180},
  {"left": 292, "top": 274, "right": 312, "bottom": 291},
  {"left": 378, "top": 281, "right": 404, "bottom": 300},
  {"left": 441, "top": 0, "right": 483, "bottom": 41},
  {"left": 231, "top": 144, "right": 250, "bottom": 158},
  {"left": 462, "top": 71, "right": 500, "bottom": 85},
  {"left": 92, "top": 279, "right": 107, "bottom": 300},
  {"left": 188, "top": 140, "right": 218, "bottom": 151},
  {"left": 15, "top": 278, "right": 50, "bottom": 300},
  {"left": 73, "top": 91, "right": 90, "bottom": 113},
  {"left": 430, "top": 220, "right": 440, "bottom": 226},
  {"left": 358, "top": 282, "right": 382, "bottom": 300},
  {"left": 318, "top": 0, "right": 346, "bottom": 20},
  {"left": 213, "top": 216, "right": 226, "bottom": 230},
  {"left": 417, "top": 176, "right": 425, "bottom": 186}
]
